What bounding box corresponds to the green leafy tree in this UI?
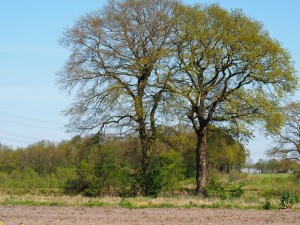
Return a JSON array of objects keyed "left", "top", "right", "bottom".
[
  {"left": 169, "top": 4, "right": 298, "bottom": 195},
  {"left": 156, "top": 126, "right": 247, "bottom": 176},
  {"left": 255, "top": 159, "right": 267, "bottom": 173},
  {"left": 266, "top": 159, "right": 279, "bottom": 173},
  {"left": 207, "top": 127, "right": 247, "bottom": 172}
]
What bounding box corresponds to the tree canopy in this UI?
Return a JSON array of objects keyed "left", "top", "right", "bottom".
[
  {"left": 168, "top": 4, "right": 298, "bottom": 194},
  {"left": 58, "top": 0, "right": 179, "bottom": 190},
  {"left": 58, "top": 0, "right": 298, "bottom": 195}
]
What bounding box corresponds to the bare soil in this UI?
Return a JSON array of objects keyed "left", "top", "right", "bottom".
[{"left": 0, "top": 206, "right": 299, "bottom": 225}]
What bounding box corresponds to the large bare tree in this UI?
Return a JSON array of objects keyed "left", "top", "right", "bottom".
[
  {"left": 58, "top": 0, "right": 178, "bottom": 186},
  {"left": 169, "top": 4, "right": 298, "bottom": 195}
]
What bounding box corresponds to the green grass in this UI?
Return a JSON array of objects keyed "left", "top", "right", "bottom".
[
  {"left": 0, "top": 194, "right": 298, "bottom": 210},
  {"left": 0, "top": 173, "right": 298, "bottom": 210},
  {"left": 243, "top": 173, "right": 299, "bottom": 197}
]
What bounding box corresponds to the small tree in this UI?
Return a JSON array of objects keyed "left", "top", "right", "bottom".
[
  {"left": 267, "top": 159, "right": 279, "bottom": 173},
  {"left": 268, "top": 102, "right": 300, "bottom": 161},
  {"left": 255, "top": 159, "right": 267, "bottom": 173}
]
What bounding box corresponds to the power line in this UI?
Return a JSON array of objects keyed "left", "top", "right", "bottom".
[
  {"left": 0, "top": 119, "right": 62, "bottom": 131},
  {"left": 0, "top": 130, "right": 43, "bottom": 140},
  {"left": 0, "top": 112, "right": 64, "bottom": 126},
  {"left": 0, "top": 136, "right": 31, "bottom": 145}
]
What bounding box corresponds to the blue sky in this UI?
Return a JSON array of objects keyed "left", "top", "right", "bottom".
[{"left": 0, "top": 0, "right": 299, "bottom": 162}]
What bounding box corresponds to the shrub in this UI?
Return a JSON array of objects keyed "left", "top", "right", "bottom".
[
  {"left": 140, "top": 151, "right": 185, "bottom": 197},
  {"left": 203, "top": 179, "right": 226, "bottom": 199},
  {"left": 63, "top": 161, "right": 92, "bottom": 195},
  {"left": 280, "top": 191, "right": 298, "bottom": 209},
  {"left": 229, "top": 184, "right": 244, "bottom": 198},
  {"left": 263, "top": 200, "right": 271, "bottom": 210},
  {"left": 204, "top": 179, "right": 244, "bottom": 199},
  {"left": 63, "top": 147, "right": 133, "bottom": 197}
]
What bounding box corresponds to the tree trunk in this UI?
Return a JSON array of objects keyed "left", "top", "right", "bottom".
[
  {"left": 137, "top": 119, "right": 150, "bottom": 177},
  {"left": 195, "top": 123, "right": 208, "bottom": 196}
]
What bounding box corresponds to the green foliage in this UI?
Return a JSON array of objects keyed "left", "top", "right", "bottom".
[
  {"left": 203, "top": 179, "right": 226, "bottom": 199},
  {"left": 229, "top": 184, "right": 244, "bottom": 198},
  {"left": 262, "top": 200, "right": 271, "bottom": 210},
  {"left": 63, "top": 147, "right": 133, "bottom": 197},
  {"left": 159, "top": 127, "right": 247, "bottom": 178},
  {"left": 118, "top": 198, "right": 137, "bottom": 209},
  {"left": 86, "top": 147, "right": 132, "bottom": 197},
  {"left": 0, "top": 126, "right": 249, "bottom": 197},
  {"left": 207, "top": 128, "right": 247, "bottom": 172},
  {"left": 204, "top": 176, "right": 245, "bottom": 199},
  {"left": 140, "top": 151, "right": 185, "bottom": 197},
  {"left": 0, "top": 168, "right": 68, "bottom": 189},
  {"left": 280, "top": 191, "right": 298, "bottom": 209},
  {"left": 228, "top": 170, "right": 247, "bottom": 182},
  {"left": 63, "top": 161, "right": 92, "bottom": 195}
]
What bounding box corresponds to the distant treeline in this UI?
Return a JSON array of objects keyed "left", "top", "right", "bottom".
[{"left": 0, "top": 126, "right": 246, "bottom": 196}]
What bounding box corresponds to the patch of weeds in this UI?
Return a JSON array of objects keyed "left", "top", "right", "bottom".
[
  {"left": 119, "top": 198, "right": 137, "bottom": 209},
  {"left": 81, "top": 202, "right": 110, "bottom": 207},
  {"left": 206, "top": 203, "right": 221, "bottom": 208},
  {"left": 48, "top": 201, "right": 64, "bottom": 206},
  {"left": 137, "top": 201, "right": 148, "bottom": 208},
  {"left": 200, "top": 204, "right": 207, "bottom": 208},
  {"left": 263, "top": 189, "right": 281, "bottom": 198},
  {"left": 183, "top": 201, "right": 198, "bottom": 209},
  {"left": 0, "top": 199, "right": 63, "bottom": 206},
  {"left": 262, "top": 200, "right": 271, "bottom": 210},
  {"left": 280, "top": 191, "right": 298, "bottom": 209},
  {"left": 21, "top": 201, "right": 63, "bottom": 206},
  {"left": 243, "top": 195, "right": 260, "bottom": 203},
  {"left": 155, "top": 203, "right": 175, "bottom": 208},
  {"left": 220, "top": 202, "right": 236, "bottom": 209}
]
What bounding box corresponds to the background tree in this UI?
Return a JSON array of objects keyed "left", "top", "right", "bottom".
[
  {"left": 255, "top": 159, "right": 267, "bottom": 173},
  {"left": 156, "top": 126, "right": 247, "bottom": 177},
  {"left": 206, "top": 127, "right": 247, "bottom": 173},
  {"left": 267, "top": 102, "right": 300, "bottom": 161},
  {"left": 58, "top": 0, "right": 178, "bottom": 193},
  {"left": 267, "top": 159, "right": 279, "bottom": 173},
  {"left": 170, "top": 4, "right": 298, "bottom": 195}
]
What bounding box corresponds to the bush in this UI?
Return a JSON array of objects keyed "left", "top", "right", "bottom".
[
  {"left": 263, "top": 200, "right": 271, "bottom": 210},
  {"left": 204, "top": 179, "right": 244, "bottom": 199},
  {"left": 229, "top": 184, "right": 244, "bottom": 198},
  {"left": 280, "top": 191, "right": 298, "bottom": 209},
  {"left": 63, "top": 161, "right": 92, "bottom": 195},
  {"left": 64, "top": 148, "right": 133, "bottom": 197},
  {"left": 203, "top": 179, "right": 226, "bottom": 199},
  {"left": 140, "top": 151, "right": 185, "bottom": 197}
]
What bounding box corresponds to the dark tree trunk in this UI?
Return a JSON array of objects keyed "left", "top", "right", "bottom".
[
  {"left": 137, "top": 117, "right": 150, "bottom": 178},
  {"left": 195, "top": 123, "right": 208, "bottom": 196}
]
